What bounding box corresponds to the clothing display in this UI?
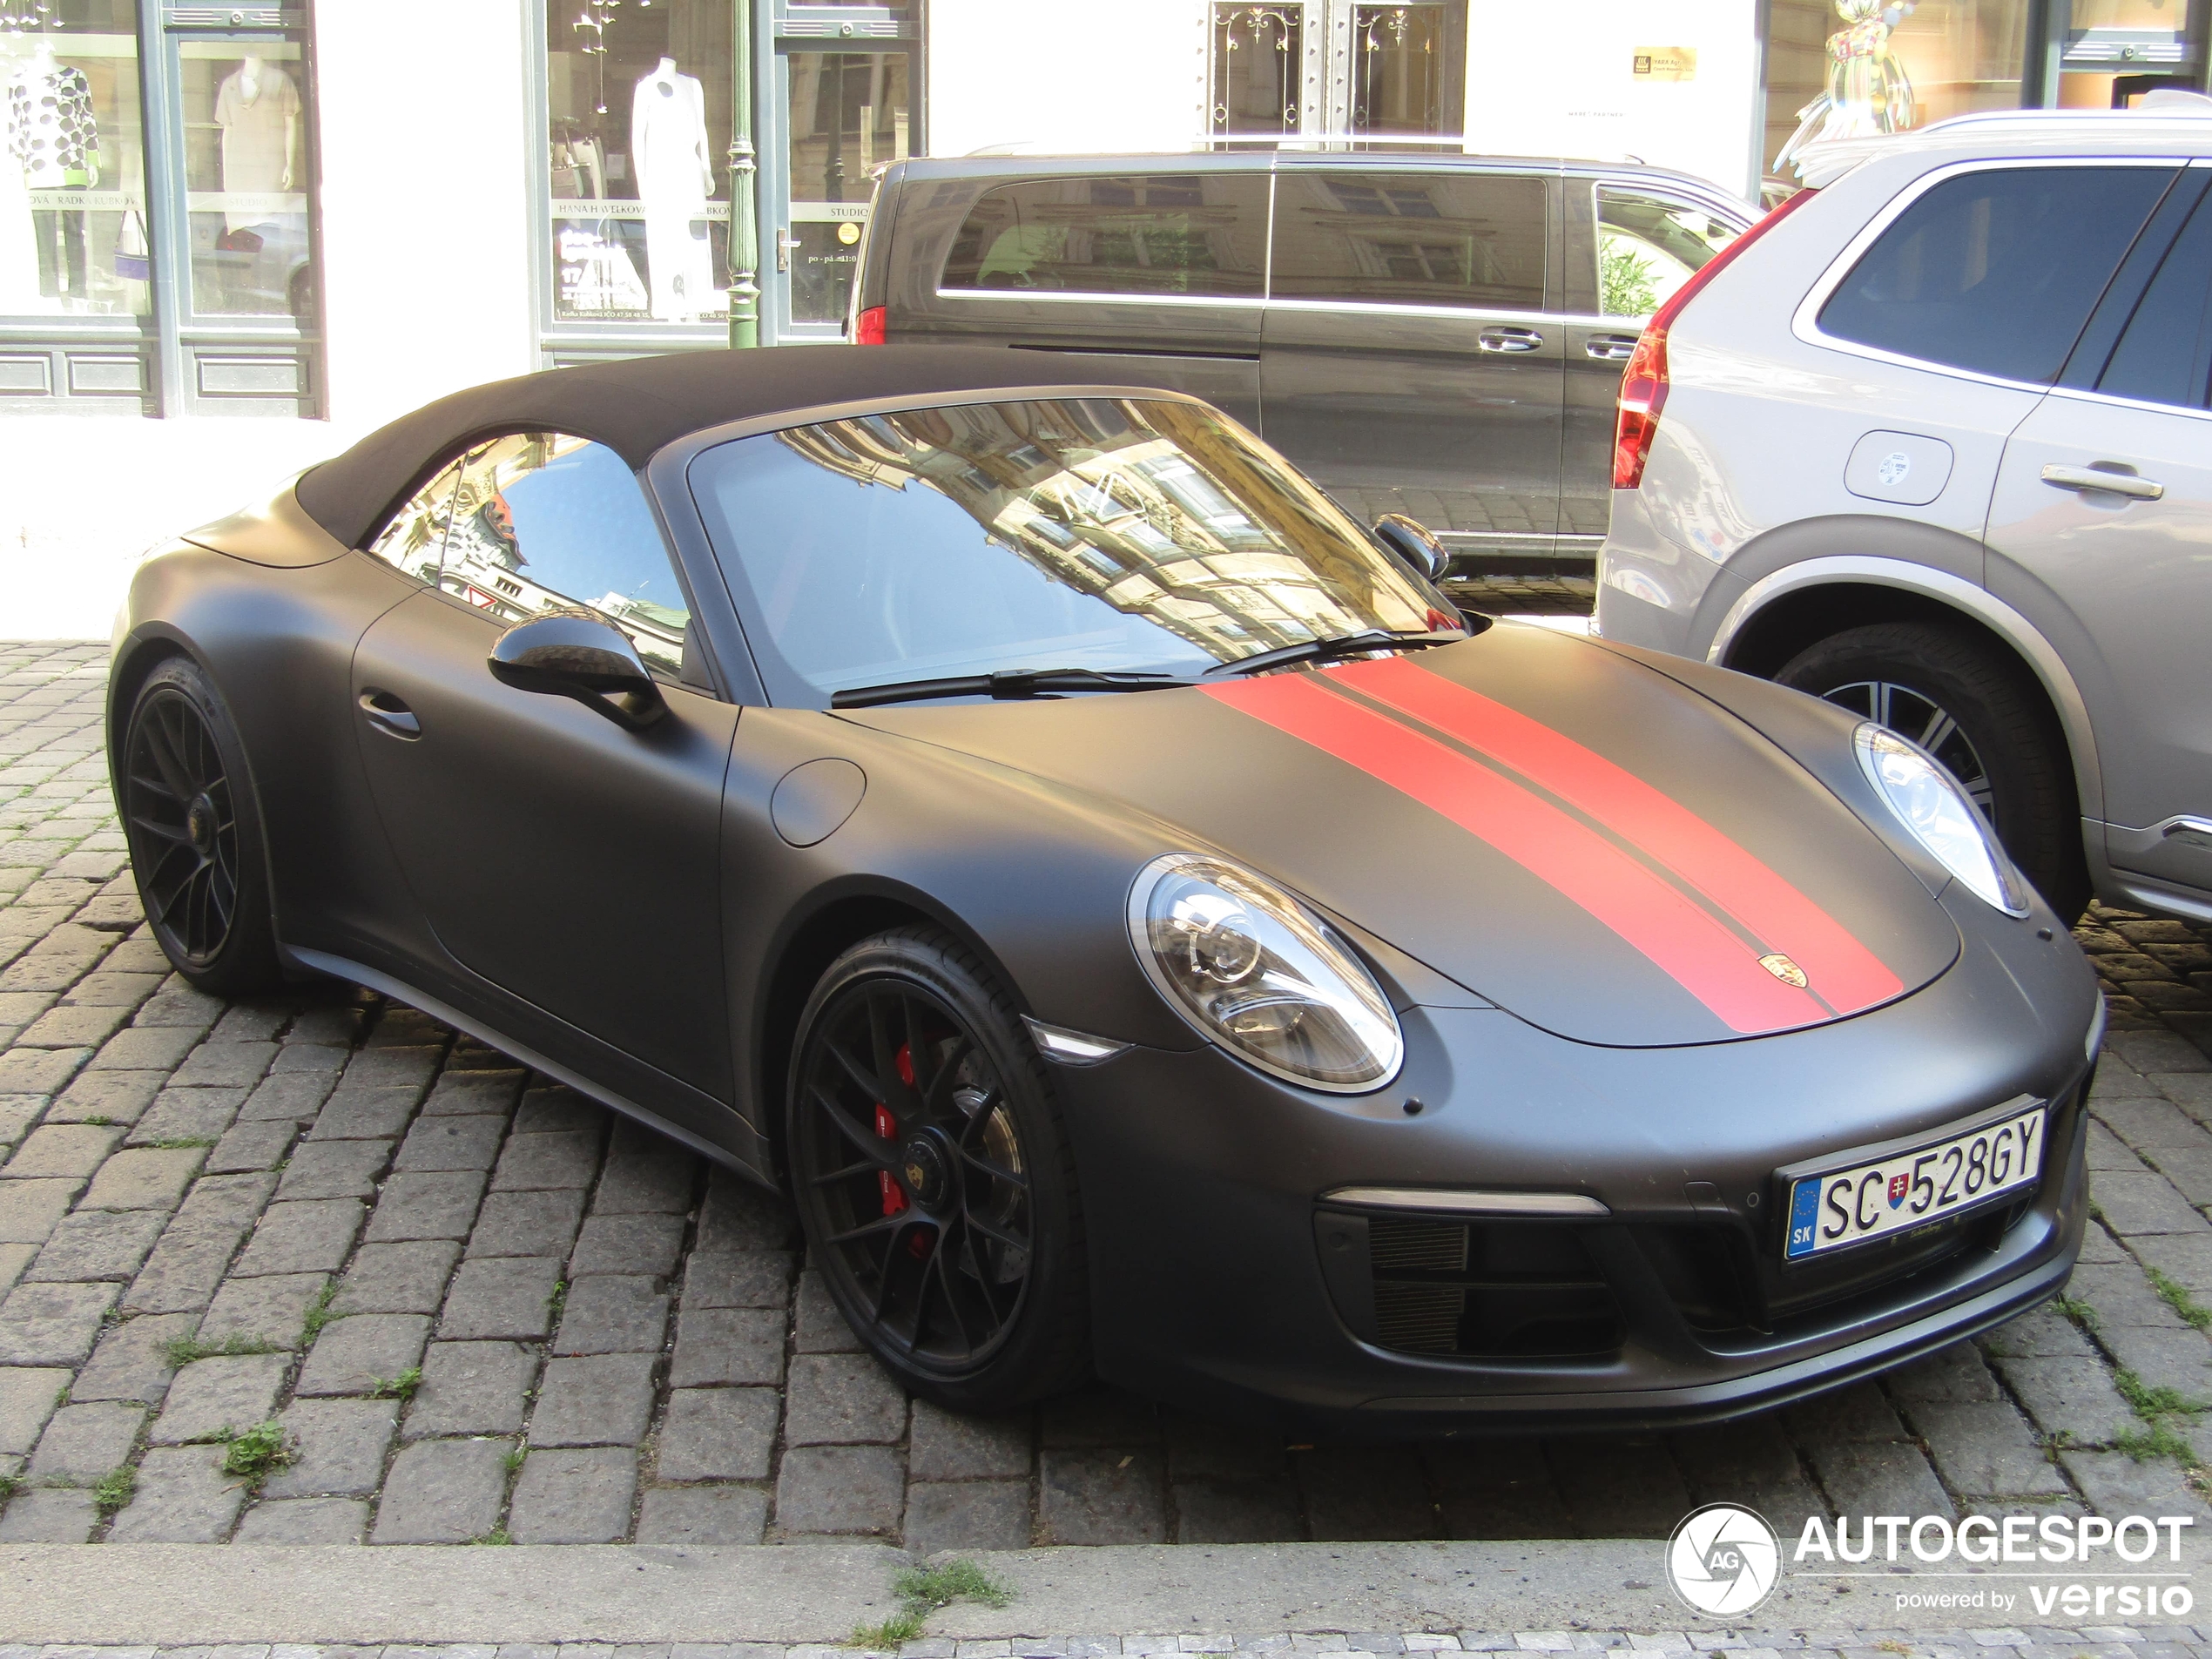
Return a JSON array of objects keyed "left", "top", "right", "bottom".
[
  {"left": 631, "top": 58, "right": 715, "bottom": 321},
  {"left": 212, "top": 60, "right": 299, "bottom": 231},
  {"left": 5, "top": 46, "right": 96, "bottom": 302},
  {"left": 1775, "top": 0, "right": 1921, "bottom": 178}
]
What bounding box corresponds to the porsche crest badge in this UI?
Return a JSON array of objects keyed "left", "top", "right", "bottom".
[{"left": 1758, "top": 953, "right": 1809, "bottom": 989}]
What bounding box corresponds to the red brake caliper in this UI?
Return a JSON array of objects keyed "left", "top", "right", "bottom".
[{"left": 875, "top": 1042, "right": 915, "bottom": 1217}]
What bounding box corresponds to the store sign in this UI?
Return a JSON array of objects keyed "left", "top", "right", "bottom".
[{"left": 1631, "top": 46, "right": 1697, "bottom": 83}]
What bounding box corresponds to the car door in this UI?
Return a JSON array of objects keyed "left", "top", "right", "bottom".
[
  {"left": 348, "top": 432, "right": 740, "bottom": 1109},
  {"left": 1259, "top": 165, "right": 1561, "bottom": 564},
  {"left": 1986, "top": 177, "right": 2212, "bottom": 906},
  {"left": 897, "top": 165, "right": 1269, "bottom": 428},
  {"left": 1556, "top": 175, "right": 1744, "bottom": 560}
]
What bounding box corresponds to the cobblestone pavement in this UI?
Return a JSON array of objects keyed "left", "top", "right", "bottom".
[
  {"left": 5, "top": 642, "right": 2212, "bottom": 1551},
  {"left": 7, "top": 1632, "right": 2212, "bottom": 1659}
]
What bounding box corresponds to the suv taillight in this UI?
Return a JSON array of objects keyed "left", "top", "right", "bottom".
[
  {"left": 853, "top": 305, "right": 887, "bottom": 345},
  {"left": 1612, "top": 185, "right": 1819, "bottom": 491}
]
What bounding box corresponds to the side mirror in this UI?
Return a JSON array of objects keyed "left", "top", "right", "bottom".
[
  {"left": 1372, "top": 513, "right": 1452, "bottom": 583},
  {"left": 489, "top": 611, "right": 668, "bottom": 731}
]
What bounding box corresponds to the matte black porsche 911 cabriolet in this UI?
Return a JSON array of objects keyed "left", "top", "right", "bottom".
[{"left": 111, "top": 346, "right": 2102, "bottom": 1433}]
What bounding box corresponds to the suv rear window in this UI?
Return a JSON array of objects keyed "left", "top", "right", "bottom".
[
  {"left": 940, "top": 174, "right": 1268, "bottom": 299},
  {"left": 1271, "top": 171, "right": 1546, "bottom": 310},
  {"left": 1817, "top": 165, "right": 2177, "bottom": 384}
]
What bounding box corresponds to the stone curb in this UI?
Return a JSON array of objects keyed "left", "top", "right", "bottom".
[{"left": 3, "top": 1542, "right": 2212, "bottom": 1646}]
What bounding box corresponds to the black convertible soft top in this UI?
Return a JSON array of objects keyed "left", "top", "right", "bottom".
[{"left": 293, "top": 345, "right": 1174, "bottom": 551}]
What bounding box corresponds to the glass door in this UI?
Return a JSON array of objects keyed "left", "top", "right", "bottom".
[{"left": 765, "top": 3, "right": 914, "bottom": 339}]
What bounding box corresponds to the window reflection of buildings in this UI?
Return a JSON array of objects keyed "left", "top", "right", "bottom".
[
  {"left": 771, "top": 399, "right": 1428, "bottom": 663},
  {"left": 1298, "top": 179, "right": 1525, "bottom": 302}
]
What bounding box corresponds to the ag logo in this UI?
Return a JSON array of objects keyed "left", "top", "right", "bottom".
[{"left": 1666, "top": 1502, "right": 1781, "bottom": 1615}]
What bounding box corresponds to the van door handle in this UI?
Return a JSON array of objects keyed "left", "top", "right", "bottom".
[
  {"left": 1478, "top": 327, "right": 1544, "bottom": 354},
  {"left": 1585, "top": 334, "right": 1640, "bottom": 361},
  {"left": 358, "top": 689, "right": 421, "bottom": 739},
  {"left": 2040, "top": 463, "right": 2164, "bottom": 501}
]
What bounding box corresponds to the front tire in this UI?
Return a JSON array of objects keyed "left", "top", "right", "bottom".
[
  {"left": 120, "top": 656, "right": 283, "bottom": 995},
  {"left": 1775, "top": 620, "right": 2090, "bottom": 921},
  {"left": 786, "top": 926, "right": 1089, "bottom": 1412}
]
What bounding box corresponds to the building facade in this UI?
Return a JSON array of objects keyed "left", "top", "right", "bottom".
[{"left": 1, "top": 0, "right": 2207, "bottom": 575}]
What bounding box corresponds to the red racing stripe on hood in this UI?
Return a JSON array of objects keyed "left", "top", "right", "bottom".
[
  {"left": 1203, "top": 672, "right": 1829, "bottom": 1036},
  {"left": 1331, "top": 656, "right": 1905, "bottom": 1015}
]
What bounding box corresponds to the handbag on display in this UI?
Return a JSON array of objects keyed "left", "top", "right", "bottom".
[{"left": 114, "top": 207, "right": 150, "bottom": 282}]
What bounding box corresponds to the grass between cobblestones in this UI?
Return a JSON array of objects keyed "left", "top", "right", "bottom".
[{"left": 3, "top": 641, "right": 2212, "bottom": 1550}]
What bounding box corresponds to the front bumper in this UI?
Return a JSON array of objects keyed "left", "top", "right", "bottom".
[{"left": 1054, "top": 888, "right": 2098, "bottom": 1436}]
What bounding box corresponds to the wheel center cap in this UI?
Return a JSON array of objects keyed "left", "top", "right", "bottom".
[
  {"left": 900, "top": 1136, "right": 950, "bottom": 1207},
  {"left": 185, "top": 793, "right": 217, "bottom": 856}
]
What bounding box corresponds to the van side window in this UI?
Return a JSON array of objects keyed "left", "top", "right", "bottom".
[
  {"left": 2098, "top": 192, "right": 2212, "bottom": 410},
  {"left": 939, "top": 174, "right": 1269, "bottom": 298},
  {"left": 1271, "top": 172, "right": 1546, "bottom": 311},
  {"left": 1596, "top": 188, "right": 1738, "bottom": 317},
  {"left": 1818, "top": 165, "right": 2177, "bottom": 385}
]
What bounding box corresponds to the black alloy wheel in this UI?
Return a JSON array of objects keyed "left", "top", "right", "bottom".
[
  {"left": 787, "top": 927, "right": 1089, "bottom": 1410},
  {"left": 1776, "top": 620, "right": 2090, "bottom": 921},
  {"left": 121, "top": 657, "right": 282, "bottom": 994}
]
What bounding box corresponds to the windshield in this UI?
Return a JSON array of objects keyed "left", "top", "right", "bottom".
[{"left": 688, "top": 396, "right": 1462, "bottom": 706}]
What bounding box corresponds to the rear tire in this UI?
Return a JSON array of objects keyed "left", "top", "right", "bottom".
[
  {"left": 119, "top": 656, "right": 284, "bottom": 995},
  {"left": 1775, "top": 621, "right": 2090, "bottom": 921},
  {"left": 785, "top": 925, "right": 1090, "bottom": 1413}
]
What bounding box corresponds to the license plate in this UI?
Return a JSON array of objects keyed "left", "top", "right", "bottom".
[{"left": 1783, "top": 1103, "right": 2047, "bottom": 1262}]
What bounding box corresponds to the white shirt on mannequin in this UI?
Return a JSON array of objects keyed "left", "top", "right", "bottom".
[{"left": 214, "top": 57, "right": 300, "bottom": 231}]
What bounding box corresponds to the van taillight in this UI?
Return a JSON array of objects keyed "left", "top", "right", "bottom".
[
  {"left": 1611, "top": 185, "right": 1819, "bottom": 492},
  {"left": 853, "top": 305, "right": 887, "bottom": 345}
]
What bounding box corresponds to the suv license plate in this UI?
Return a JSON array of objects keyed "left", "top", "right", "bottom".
[{"left": 1784, "top": 1105, "right": 2047, "bottom": 1262}]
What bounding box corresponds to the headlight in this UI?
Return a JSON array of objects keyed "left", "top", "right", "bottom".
[
  {"left": 1854, "top": 723, "right": 2028, "bottom": 916},
  {"left": 1127, "top": 853, "right": 1404, "bottom": 1092}
]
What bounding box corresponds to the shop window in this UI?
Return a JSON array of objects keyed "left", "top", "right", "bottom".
[
  {"left": 1271, "top": 170, "right": 1545, "bottom": 310},
  {"left": 1212, "top": 4, "right": 1303, "bottom": 143},
  {"left": 0, "top": 4, "right": 145, "bottom": 323},
  {"left": 545, "top": 0, "right": 732, "bottom": 325},
  {"left": 782, "top": 50, "right": 908, "bottom": 327},
  {"left": 940, "top": 174, "right": 1270, "bottom": 300},
  {"left": 181, "top": 37, "right": 313, "bottom": 320},
  {"left": 1350, "top": 3, "right": 1466, "bottom": 140},
  {"left": 1768, "top": 0, "right": 2031, "bottom": 183}
]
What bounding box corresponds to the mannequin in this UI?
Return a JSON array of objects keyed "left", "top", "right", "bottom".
[
  {"left": 631, "top": 57, "right": 715, "bottom": 321},
  {"left": 1775, "top": 0, "right": 1919, "bottom": 178},
  {"left": 213, "top": 52, "right": 300, "bottom": 233},
  {"left": 7, "top": 37, "right": 97, "bottom": 303}
]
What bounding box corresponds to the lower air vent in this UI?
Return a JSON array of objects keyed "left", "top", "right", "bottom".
[
  {"left": 1352, "top": 1213, "right": 1624, "bottom": 1361},
  {"left": 1374, "top": 1281, "right": 1466, "bottom": 1353}
]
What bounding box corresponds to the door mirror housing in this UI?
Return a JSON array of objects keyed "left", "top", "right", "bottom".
[
  {"left": 1372, "top": 513, "right": 1452, "bottom": 583},
  {"left": 489, "top": 611, "right": 668, "bottom": 731}
]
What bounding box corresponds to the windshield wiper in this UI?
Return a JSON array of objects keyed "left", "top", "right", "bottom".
[
  {"left": 830, "top": 668, "right": 1197, "bottom": 710},
  {"left": 1205, "top": 629, "right": 1465, "bottom": 679}
]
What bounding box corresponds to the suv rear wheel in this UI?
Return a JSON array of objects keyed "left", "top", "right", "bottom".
[{"left": 1775, "top": 621, "right": 2089, "bottom": 921}]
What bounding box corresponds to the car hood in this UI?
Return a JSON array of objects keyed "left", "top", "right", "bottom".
[{"left": 834, "top": 624, "right": 1960, "bottom": 1047}]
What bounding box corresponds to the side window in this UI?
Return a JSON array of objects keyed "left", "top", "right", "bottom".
[
  {"left": 938, "top": 173, "right": 1269, "bottom": 298},
  {"left": 1270, "top": 172, "right": 1546, "bottom": 311},
  {"left": 1596, "top": 188, "right": 1738, "bottom": 317},
  {"left": 2098, "top": 193, "right": 2212, "bottom": 410},
  {"left": 365, "top": 461, "right": 462, "bottom": 583},
  {"left": 431, "top": 434, "right": 691, "bottom": 677},
  {"left": 1817, "top": 165, "right": 2178, "bottom": 384}
]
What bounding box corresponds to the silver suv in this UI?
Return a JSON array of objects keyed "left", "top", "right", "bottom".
[{"left": 1596, "top": 108, "right": 2212, "bottom": 925}]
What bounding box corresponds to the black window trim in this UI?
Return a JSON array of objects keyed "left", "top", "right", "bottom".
[{"left": 1791, "top": 154, "right": 2194, "bottom": 395}]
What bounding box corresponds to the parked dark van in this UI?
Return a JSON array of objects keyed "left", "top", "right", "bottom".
[{"left": 846, "top": 152, "right": 1753, "bottom": 569}]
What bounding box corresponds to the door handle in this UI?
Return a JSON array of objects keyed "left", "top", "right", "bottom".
[
  {"left": 776, "top": 227, "right": 797, "bottom": 273},
  {"left": 2040, "top": 463, "right": 2164, "bottom": 501},
  {"left": 358, "top": 689, "right": 421, "bottom": 739},
  {"left": 1585, "top": 334, "right": 1640, "bottom": 361},
  {"left": 1478, "top": 327, "right": 1544, "bottom": 354}
]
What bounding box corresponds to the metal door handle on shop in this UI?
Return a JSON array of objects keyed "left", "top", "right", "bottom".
[
  {"left": 776, "top": 229, "right": 797, "bottom": 273},
  {"left": 1479, "top": 327, "right": 1544, "bottom": 354},
  {"left": 2040, "top": 464, "right": 2164, "bottom": 501}
]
